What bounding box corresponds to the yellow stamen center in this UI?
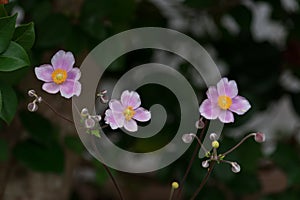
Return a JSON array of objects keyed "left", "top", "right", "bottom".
[
  {"left": 51, "top": 69, "right": 67, "bottom": 84},
  {"left": 123, "top": 106, "right": 135, "bottom": 121},
  {"left": 218, "top": 95, "right": 232, "bottom": 110}
]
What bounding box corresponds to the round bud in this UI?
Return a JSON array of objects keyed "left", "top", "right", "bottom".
[
  {"left": 212, "top": 140, "right": 219, "bottom": 149},
  {"left": 172, "top": 182, "right": 179, "bottom": 189},
  {"left": 27, "top": 102, "right": 38, "bottom": 112},
  {"left": 81, "top": 108, "right": 89, "bottom": 117},
  {"left": 182, "top": 133, "right": 194, "bottom": 143},
  {"left": 93, "top": 115, "right": 102, "bottom": 122},
  {"left": 202, "top": 160, "right": 209, "bottom": 168},
  {"left": 195, "top": 119, "right": 205, "bottom": 129},
  {"left": 85, "top": 118, "right": 96, "bottom": 129},
  {"left": 28, "top": 90, "right": 36, "bottom": 97},
  {"left": 231, "top": 162, "right": 241, "bottom": 173},
  {"left": 254, "top": 132, "right": 265, "bottom": 143},
  {"left": 209, "top": 133, "right": 218, "bottom": 141}
]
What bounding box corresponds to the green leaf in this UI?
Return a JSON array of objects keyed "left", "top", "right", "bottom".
[
  {"left": 14, "top": 139, "right": 64, "bottom": 173},
  {"left": 0, "top": 84, "right": 17, "bottom": 124},
  {"left": 0, "top": 41, "right": 30, "bottom": 72},
  {"left": 64, "top": 136, "right": 85, "bottom": 154},
  {"left": 0, "top": 139, "right": 8, "bottom": 162},
  {"left": 0, "top": 14, "right": 17, "bottom": 54},
  {"left": 12, "top": 22, "right": 35, "bottom": 51},
  {"left": 19, "top": 111, "right": 57, "bottom": 145}
]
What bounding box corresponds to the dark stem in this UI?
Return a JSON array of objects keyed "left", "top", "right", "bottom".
[
  {"left": 42, "top": 99, "right": 125, "bottom": 200},
  {"left": 222, "top": 133, "right": 255, "bottom": 157},
  {"left": 175, "top": 120, "right": 208, "bottom": 200},
  {"left": 42, "top": 100, "right": 74, "bottom": 124},
  {"left": 190, "top": 161, "right": 216, "bottom": 200}
]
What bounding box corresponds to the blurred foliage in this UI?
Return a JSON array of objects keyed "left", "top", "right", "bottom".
[{"left": 0, "top": 0, "right": 300, "bottom": 199}]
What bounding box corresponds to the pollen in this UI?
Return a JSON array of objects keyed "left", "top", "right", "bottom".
[
  {"left": 123, "top": 106, "right": 135, "bottom": 121},
  {"left": 218, "top": 95, "right": 232, "bottom": 110},
  {"left": 52, "top": 69, "right": 67, "bottom": 84}
]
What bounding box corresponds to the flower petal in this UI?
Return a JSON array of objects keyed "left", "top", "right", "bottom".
[
  {"left": 133, "top": 107, "right": 151, "bottom": 122},
  {"left": 124, "top": 120, "right": 138, "bottom": 132},
  {"left": 121, "top": 90, "right": 141, "bottom": 109},
  {"left": 104, "top": 109, "right": 119, "bottom": 130},
  {"left": 67, "top": 67, "right": 81, "bottom": 81},
  {"left": 217, "top": 78, "right": 238, "bottom": 98},
  {"left": 206, "top": 86, "right": 218, "bottom": 103},
  {"left": 229, "top": 96, "right": 251, "bottom": 115},
  {"left": 42, "top": 82, "right": 60, "bottom": 94},
  {"left": 112, "top": 112, "right": 125, "bottom": 128},
  {"left": 59, "top": 80, "right": 81, "bottom": 98},
  {"left": 218, "top": 110, "right": 234, "bottom": 123},
  {"left": 199, "top": 99, "right": 221, "bottom": 120},
  {"left": 34, "top": 64, "right": 53, "bottom": 82},
  {"left": 51, "top": 50, "right": 75, "bottom": 71},
  {"left": 109, "top": 100, "right": 124, "bottom": 113}
]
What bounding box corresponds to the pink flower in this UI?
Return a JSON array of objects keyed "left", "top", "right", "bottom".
[
  {"left": 34, "top": 50, "right": 81, "bottom": 99},
  {"left": 104, "top": 90, "right": 151, "bottom": 132},
  {"left": 199, "top": 77, "right": 251, "bottom": 123}
]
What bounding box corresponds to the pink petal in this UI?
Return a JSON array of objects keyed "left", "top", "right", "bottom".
[
  {"left": 51, "top": 50, "right": 75, "bottom": 71},
  {"left": 112, "top": 112, "right": 125, "bottom": 128},
  {"left": 59, "top": 80, "right": 81, "bottom": 99},
  {"left": 217, "top": 78, "right": 238, "bottom": 98},
  {"left": 34, "top": 64, "right": 53, "bottom": 82},
  {"left": 104, "top": 109, "right": 119, "bottom": 130},
  {"left": 109, "top": 100, "right": 124, "bottom": 113},
  {"left": 206, "top": 86, "right": 218, "bottom": 103},
  {"left": 42, "top": 82, "right": 60, "bottom": 94},
  {"left": 121, "top": 90, "right": 141, "bottom": 109},
  {"left": 67, "top": 67, "right": 81, "bottom": 81},
  {"left": 229, "top": 96, "right": 251, "bottom": 115},
  {"left": 218, "top": 110, "right": 234, "bottom": 123},
  {"left": 133, "top": 107, "right": 151, "bottom": 122},
  {"left": 199, "top": 99, "right": 221, "bottom": 120},
  {"left": 124, "top": 120, "right": 138, "bottom": 132}
]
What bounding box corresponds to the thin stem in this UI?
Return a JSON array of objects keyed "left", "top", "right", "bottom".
[
  {"left": 190, "top": 161, "right": 216, "bottom": 200},
  {"left": 176, "top": 120, "right": 208, "bottom": 200},
  {"left": 41, "top": 99, "right": 74, "bottom": 124},
  {"left": 222, "top": 133, "right": 255, "bottom": 157},
  {"left": 191, "top": 134, "right": 209, "bottom": 153},
  {"left": 169, "top": 187, "right": 175, "bottom": 200},
  {"left": 42, "top": 99, "right": 124, "bottom": 199}
]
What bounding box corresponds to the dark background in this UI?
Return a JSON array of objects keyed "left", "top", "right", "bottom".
[{"left": 1, "top": 0, "right": 300, "bottom": 199}]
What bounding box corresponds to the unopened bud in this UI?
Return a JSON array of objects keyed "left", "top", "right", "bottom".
[
  {"left": 27, "top": 102, "right": 38, "bottom": 112},
  {"left": 212, "top": 140, "right": 219, "bottom": 149},
  {"left": 195, "top": 118, "right": 205, "bottom": 129},
  {"left": 182, "top": 133, "right": 195, "bottom": 143},
  {"left": 202, "top": 160, "right": 209, "bottom": 168},
  {"left": 254, "top": 132, "right": 265, "bottom": 143},
  {"left": 231, "top": 162, "right": 241, "bottom": 173},
  {"left": 81, "top": 108, "right": 89, "bottom": 117},
  {"left": 28, "top": 90, "right": 36, "bottom": 97},
  {"left": 209, "top": 133, "right": 218, "bottom": 141},
  {"left": 85, "top": 118, "right": 95, "bottom": 129}
]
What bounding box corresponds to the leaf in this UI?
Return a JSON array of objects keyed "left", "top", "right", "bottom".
[
  {"left": 0, "top": 14, "right": 16, "bottom": 54},
  {"left": 0, "top": 139, "right": 8, "bottom": 162},
  {"left": 19, "top": 111, "right": 58, "bottom": 145},
  {"left": 12, "top": 22, "right": 35, "bottom": 51},
  {"left": 0, "top": 83, "right": 17, "bottom": 124},
  {"left": 0, "top": 41, "right": 30, "bottom": 72},
  {"left": 14, "top": 139, "right": 64, "bottom": 173}
]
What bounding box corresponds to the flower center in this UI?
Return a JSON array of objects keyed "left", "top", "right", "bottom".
[
  {"left": 52, "top": 69, "right": 67, "bottom": 84},
  {"left": 218, "top": 95, "right": 232, "bottom": 110},
  {"left": 123, "top": 106, "right": 135, "bottom": 121}
]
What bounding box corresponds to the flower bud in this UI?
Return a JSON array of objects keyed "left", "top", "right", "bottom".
[
  {"left": 172, "top": 182, "right": 179, "bottom": 189},
  {"left": 28, "top": 90, "right": 36, "bottom": 97},
  {"left": 85, "top": 118, "right": 95, "bottom": 129},
  {"left": 81, "top": 108, "right": 89, "bottom": 117},
  {"left": 93, "top": 115, "right": 102, "bottom": 122},
  {"left": 202, "top": 160, "right": 209, "bottom": 168},
  {"left": 209, "top": 133, "right": 218, "bottom": 141},
  {"left": 27, "top": 102, "right": 38, "bottom": 112},
  {"left": 182, "top": 133, "right": 194, "bottom": 143},
  {"left": 195, "top": 118, "right": 205, "bottom": 129},
  {"left": 212, "top": 140, "right": 219, "bottom": 149},
  {"left": 254, "top": 132, "right": 265, "bottom": 143},
  {"left": 231, "top": 162, "right": 241, "bottom": 173}
]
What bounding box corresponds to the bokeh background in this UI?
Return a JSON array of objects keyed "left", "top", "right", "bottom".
[{"left": 1, "top": 0, "right": 300, "bottom": 199}]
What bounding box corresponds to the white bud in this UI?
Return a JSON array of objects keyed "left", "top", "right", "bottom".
[
  {"left": 231, "top": 162, "right": 241, "bottom": 173},
  {"left": 182, "top": 133, "right": 194, "bottom": 143},
  {"left": 85, "top": 118, "right": 95, "bottom": 129},
  {"left": 28, "top": 90, "right": 36, "bottom": 97},
  {"left": 195, "top": 119, "right": 205, "bottom": 129},
  {"left": 27, "top": 102, "right": 38, "bottom": 112},
  {"left": 93, "top": 115, "right": 102, "bottom": 122},
  {"left": 209, "top": 133, "right": 218, "bottom": 141},
  {"left": 202, "top": 160, "right": 210, "bottom": 168},
  {"left": 81, "top": 108, "right": 89, "bottom": 117}
]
